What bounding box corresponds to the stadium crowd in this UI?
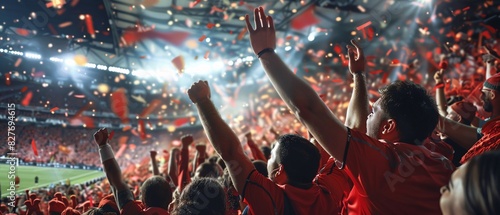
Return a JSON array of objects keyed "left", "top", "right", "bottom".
[{"left": 2, "top": 6, "right": 500, "bottom": 215}]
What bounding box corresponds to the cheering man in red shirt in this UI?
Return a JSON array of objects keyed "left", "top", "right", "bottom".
[{"left": 245, "top": 7, "right": 454, "bottom": 214}]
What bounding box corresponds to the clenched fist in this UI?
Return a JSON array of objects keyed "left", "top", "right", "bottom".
[
  {"left": 93, "top": 128, "right": 109, "bottom": 146},
  {"left": 187, "top": 80, "right": 211, "bottom": 104}
]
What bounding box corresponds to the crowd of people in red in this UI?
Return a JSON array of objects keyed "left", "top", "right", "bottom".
[{"left": 2, "top": 7, "right": 500, "bottom": 215}]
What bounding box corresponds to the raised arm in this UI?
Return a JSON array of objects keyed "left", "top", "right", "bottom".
[
  {"left": 168, "top": 148, "right": 180, "bottom": 186},
  {"left": 483, "top": 46, "right": 499, "bottom": 79},
  {"left": 437, "top": 116, "right": 478, "bottom": 149},
  {"left": 345, "top": 39, "right": 369, "bottom": 133},
  {"left": 245, "top": 7, "right": 348, "bottom": 161},
  {"left": 150, "top": 150, "right": 160, "bottom": 176},
  {"left": 178, "top": 135, "right": 193, "bottom": 191},
  {"left": 193, "top": 144, "right": 207, "bottom": 171},
  {"left": 187, "top": 80, "right": 254, "bottom": 193},
  {"left": 246, "top": 132, "right": 267, "bottom": 161},
  {"left": 93, "top": 128, "right": 132, "bottom": 210},
  {"left": 434, "top": 69, "right": 448, "bottom": 116}
]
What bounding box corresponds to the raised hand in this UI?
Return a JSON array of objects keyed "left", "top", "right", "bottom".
[
  {"left": 93, "top": 128, "right": 108, "bottom": 146},
  {"left": 483, "top": 45, "right": 499, "bottom": 63},
  {"left": 181, "top": 135, "right": 194, "bottom": 147},
  {"left": 346, "top": 39, "right": 365, "bottom": 75},
  {"left": 245, "top": 7, "right": 276, "bottom": 56},
  {"left": 245, "top": 132, "right": 252, "bottom": 140},
  {"left": 195, "top": 144, "right": 206, "bottom": 152},
  {"left": 150, "top": 150, "right": 157, "bottom": 157},
  {"left": 434, "top": 70, "right": 444, "bottom": 84},
  {"left": 187, "top": 80, "right": 211, "bottom": 104}
]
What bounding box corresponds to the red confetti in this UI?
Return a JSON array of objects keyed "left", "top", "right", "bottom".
[
  {"left": 206, "top": 23, "right": 215, "bottom": 29},
  {"left": 391, "top": 59, "right": 400, "bottom": 64},
  {"left": 334, "top": 44, "right": 342, "bottom": 54},
  {"left": 74, "top": 103, "right": 92, "bottom": 118},
  {"left": 110, "top": 88, "right": 129, "bottom": 123},
  {"left": 21, "top": 91, "right": 33, "bottom": 106},
  {"left": 16, "top": 28, "right": 30, "bottom": 36},
  {"left": 50, "top": 107, "right": 59, "bottom": 112},
  {"left": 356, "top": 21, "right": 372, "bottom": 31},
  {"left": 139, "top": 99, "right": 162, "bottom": 118},
  {"left": 5, "top": 73, "right": 11, "bottom": 86},
  {"left": 121, "top": 24, "right": 190, "bottom": 47},
  {"left": 20, "top": 86, "right": 28, "bottom": 93},
  {"left": 204, "top": 51, "right": 210, "bottom": 59},
  {"left": 173, "top": 117, "right": 190, "bottom": 127},
  {"left": 74, "top": 94, "right": 86, "bottom": 98},
  {"left": 382, "top": 72, "right": 389, "bottom": 84},
  {"left": 285, "top": 35, "right": 293, "bottom": 41},
  {"left": 198, "top": 34, "right": 207, "bottom": 42},
  {"left": 369, "top": 90, "right": 380, "bottom": 97},
  {"left": 386, "top": 49, "right": 393, "bottom": 56},
  {"left": 237, "top": 28, "right": 247, "bottom": 40},
  {"left": 85, "top": 14, "right": 96, "bottom": 38},
  {"left": 107, "top": 130, "right": 115, "bottom": 141},
  {"left": 14, "top": 58, "right": 22, "bottom": 67},
  {"left": 291, "top": 6, "right": 319, "bottom": 30},
  {"left": 31, "top": 139, "right": 38, "bottom": 156},
  {"left": 172, "top": 55, "right": 185, "bottom": 73}
]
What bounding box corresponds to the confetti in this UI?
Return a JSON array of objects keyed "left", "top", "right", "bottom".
[
  {"left": 206, "top": 23, "right": 215, "bottom": 29},
  {"left": 356, "top": 21, "right": 372, "bottom": 31},
  {"left": 20, "top": 86, "right": 28, "bottom": 93},
  {"left": 173, "top": 117, "right": 190, "bottom": 126},
  {"left": 84, "top": 14, "right": 96, "bottom": 38},
  {"left": 21, "top": 91, "right": 33, "bottom": 106},
  {"left": 15, "top": 58, "right": 22, "bottom": 67},
  {"left": 172, "top": 55, "right": 185, "bottom": 74},
  {"left": 139, "top": 99, "right": 162, "bottom": 118},
  {"left": 138, "top": 119, "right": 147, "bottom": 141},
  {"left": 58, "top": 21, "right": 72, "bottom": 28},
  {"left": 204, "top": 51, "right": 210, "bottom": 59},
  {"left": 5, "top": 73, "right": 11, "bottom": 86},
  {"left": 108, "top": 130, "right": 115, "bottom": 141},
  {"left": 237, "top": 28, "right": 247, "bottom": 40},
  {"left": 198, "top": 34, "right": 207, "bottom": 42},
  {"left": 31, "top": 139, "right": 38, "bottom": 156},
  {"left": 50, "top": 107, "right": 59, "bottom": 112},
  {"left": 439, "top": 61, "right": 448, "bottom": 70}
]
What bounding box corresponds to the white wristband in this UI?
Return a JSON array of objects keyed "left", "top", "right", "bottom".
[{"left": 99, "top": 144, "right": 115, "bottom": 163}]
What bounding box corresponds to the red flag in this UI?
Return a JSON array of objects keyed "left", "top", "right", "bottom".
[
  {"left": 110, "top": 88, "right": 129, "bottom": 123},
  {"left": 31, "top": 139, "right": 38, "bottom": 156},
  {"left": 138, "top": 120, "right": 147, "bottom": 141},
  {"left": 291, "top": 6, "right": 319, "bottom": 30}
]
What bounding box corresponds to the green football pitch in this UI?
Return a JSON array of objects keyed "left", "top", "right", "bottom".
[{"left": 0, "top": 164, "right": 104, "bottom": 197}]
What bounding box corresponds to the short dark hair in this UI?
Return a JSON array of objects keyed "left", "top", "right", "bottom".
[
  {"left": 464, "top": 150, "right": 500, "bottom": 215},
  {"left": 277, "top": 134, "right": 320, "bottom": 184},
  {"left": 140, "top": 176, "right": 172, "bottom": 209},
  {"left": 379, "top": 81, "right": 438, "bottom": 144},
  {"left": 195, "top": 161, "right": 221, "bottom": 179},
  {"left": 173, "top": 178, "right": 226, "bottom": 215},
  {"left": 252, "top": 160, "right": 268, "bottom": 177}
]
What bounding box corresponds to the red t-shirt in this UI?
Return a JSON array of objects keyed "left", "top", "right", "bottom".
[
  {"left": 242, "top": 169, "right": 343, "bottom": 215},
  {"left": 343, "top": 130, "right": 455, "bottom": 215},
  {"left": 461, "top": 116, "right": 500, "bottom": 163},
  {"left": 121, "top": 201, "right": 170, "bottom": 215}
]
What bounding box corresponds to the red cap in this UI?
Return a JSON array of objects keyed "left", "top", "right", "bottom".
[
  {"left": 484, "top": 73, "right": 500, "bottom": 91},
  {"left": 61, "top": 208, "right": 81, "bottom": 215},
  {"left": 98, "top": 194, "right": 119, "bottom": 213},
  {"left": 49, "top": 199, "right": 67, "bottom": 213}
]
